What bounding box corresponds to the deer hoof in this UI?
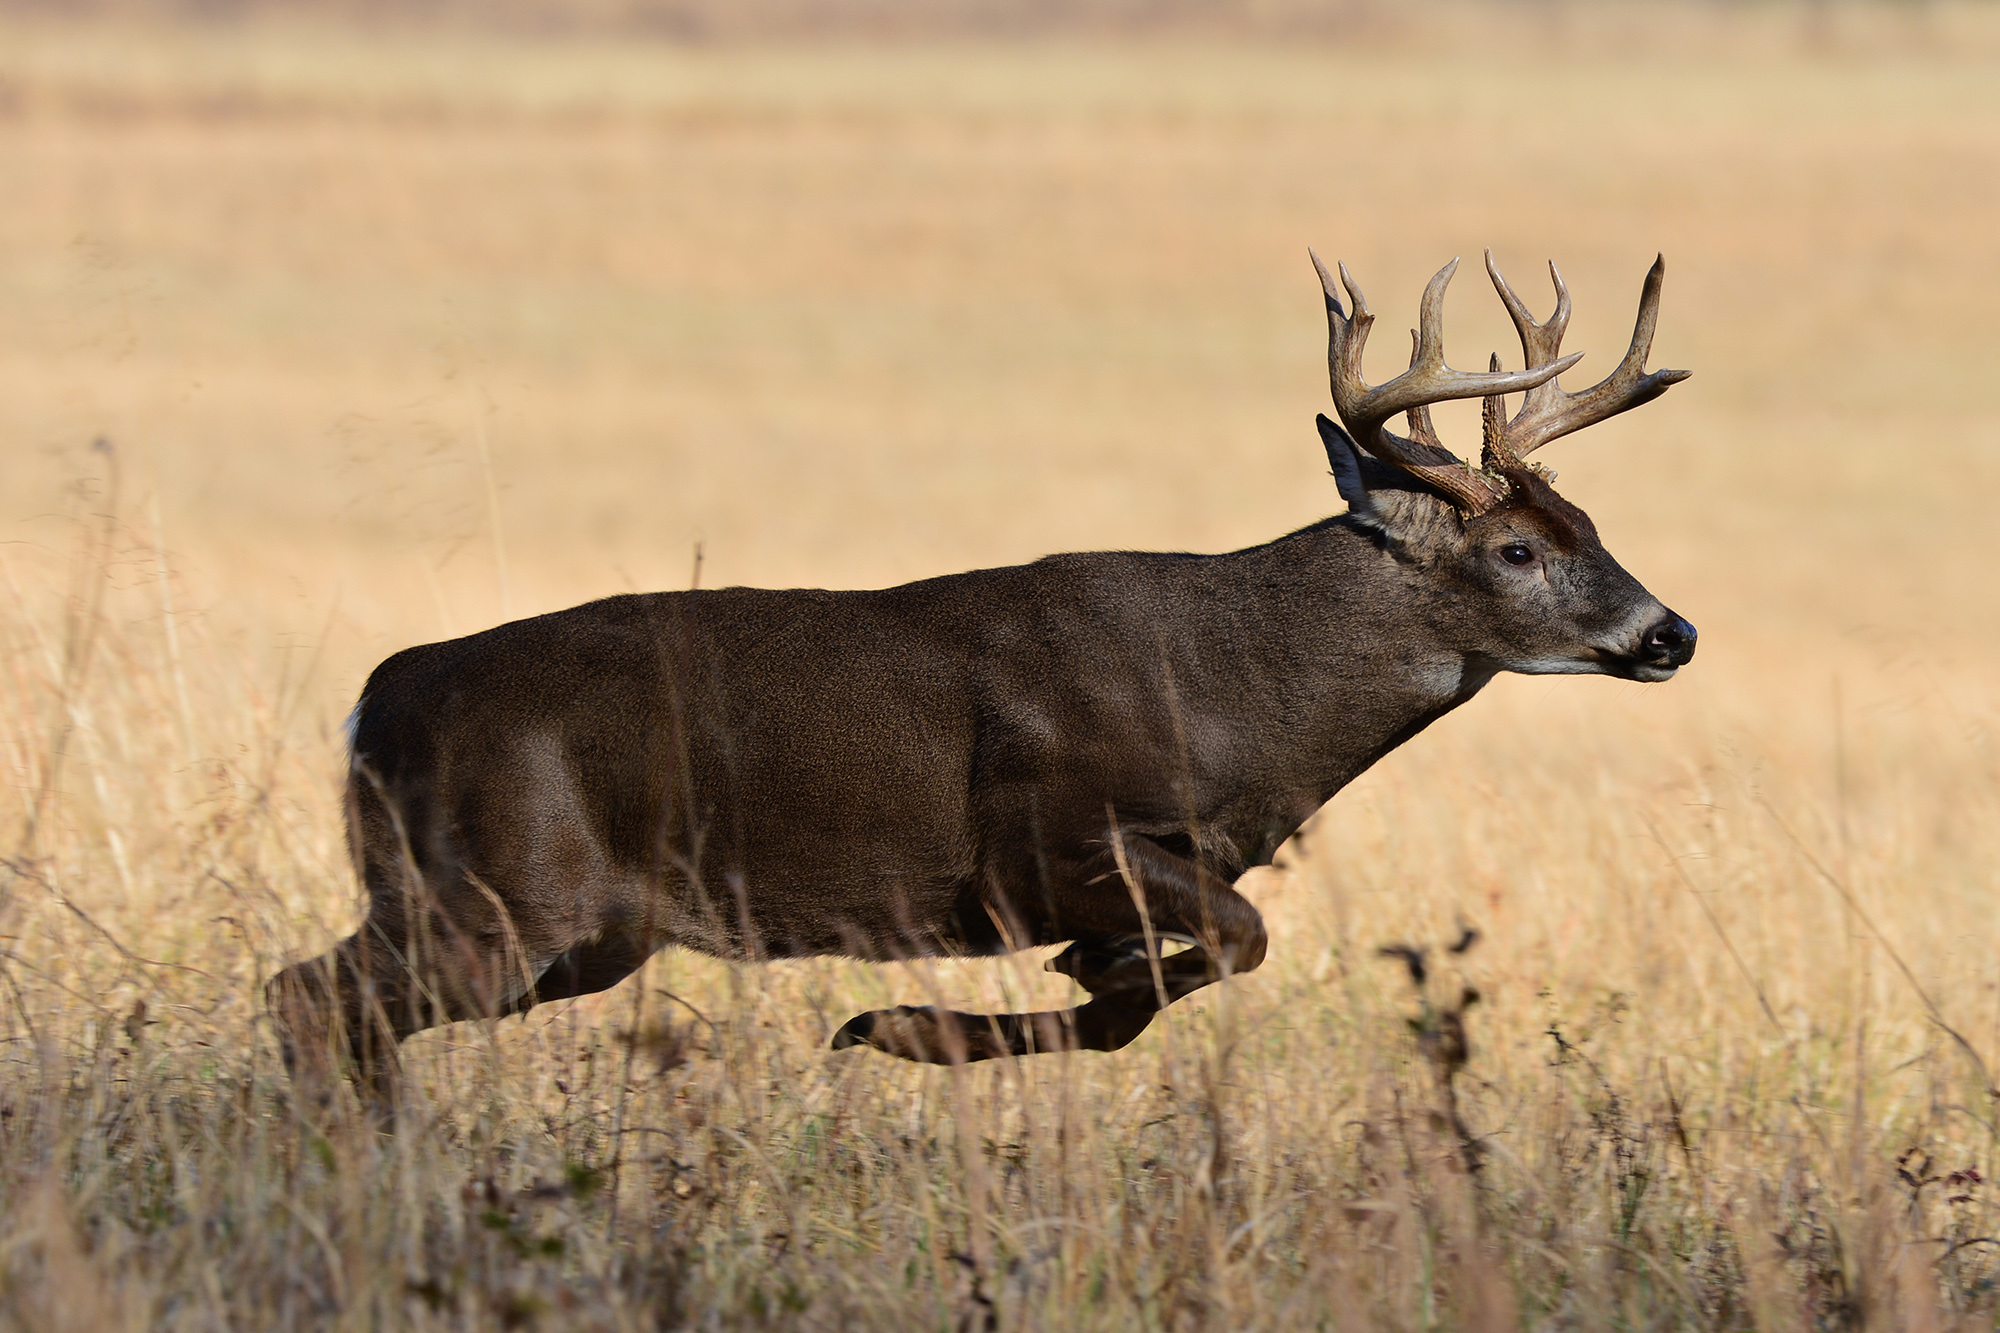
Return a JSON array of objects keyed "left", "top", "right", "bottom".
[
  {"left": 829, "top": 1010, "right": 877, "bottom": 1050},
  {"left": 830, "top": 1004, "right": 957, "bottom": 1059},
  {"left": 830, "top": 1004, "right": 930, "bottom": 1051},
  {"left": 1046, "top": 938, "right": 1139, "bottom": 975},
  {"left": 1045, "top": 940, "right": 1155, "bottom": 996}
]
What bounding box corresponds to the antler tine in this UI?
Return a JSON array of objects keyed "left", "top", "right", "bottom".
[
  {"left": 1308, "top": 247, "right": 1344, "bottom": 315},
  {"left": 1485, "top": 249, "right": 1571, "bottom": 370},
  {"left": 1406, "top": 329, "right": 1447, "bottom": 455},
  {"left": 1489, "top": 252, "right": 1692, "bottom": 460},
  {"left": 1311, "top": 250, "right": 1582, "bottom": 514},
  {"left": 1480, "top": 352, "right": 1507, "bottom": 465},
  {"left": 1411, "top": 256, "right": 1457, "bottom": 372},
  {"left": 1336, "top": 258, "right": 1370, "bottom": 321}
]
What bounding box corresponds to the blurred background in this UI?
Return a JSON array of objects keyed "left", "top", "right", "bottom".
[{"left": 3, "top": 3, "right": 1999, "bottom": 1323}]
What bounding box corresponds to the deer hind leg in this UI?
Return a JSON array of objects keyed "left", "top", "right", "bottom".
[
  {"left": 266, "top": 926, "right": 423, "bottom": 1128},
  {"left": 502, "top": 930, "right": 654, "bottom": 1012},
  {"left": 831, "top": 836, "right": 1268, "bottom": 1065},
  {"left": 267, "top": 886, "right": 565, "bottom": 1128},
  {"left": 267, "top": 777, "right": 469, "bottom": 1125}
]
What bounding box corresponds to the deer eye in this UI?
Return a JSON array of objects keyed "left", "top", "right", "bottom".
[{"left": 1498, "top": 543, "right": 1536, "bottom": 567}]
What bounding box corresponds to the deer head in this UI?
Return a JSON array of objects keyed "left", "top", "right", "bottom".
[{"left": 1312, "top": 250, "right": 1696, "bottom": 683}]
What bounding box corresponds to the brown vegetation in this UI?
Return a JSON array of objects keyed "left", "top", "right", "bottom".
[{"left": 2, "top": 6, "right": 1999, "bottom": 1327}]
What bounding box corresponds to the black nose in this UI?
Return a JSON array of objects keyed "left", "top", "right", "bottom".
[{"left": 1642, "top": 614, "right": 1697, "bottom": 667}]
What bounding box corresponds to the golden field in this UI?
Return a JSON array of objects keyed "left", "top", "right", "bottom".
[{"left": 2, "top": 6, "right": 1999, "bottom": 1327}]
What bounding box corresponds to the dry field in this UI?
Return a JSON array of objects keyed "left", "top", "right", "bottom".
[{"left": 2, "top": 6, "right": 2000, "bottom": 1328}]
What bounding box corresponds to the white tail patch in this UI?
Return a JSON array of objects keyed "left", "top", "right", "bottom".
[{"left": 343, "top": 697, "right": 365, "bottom": 767}]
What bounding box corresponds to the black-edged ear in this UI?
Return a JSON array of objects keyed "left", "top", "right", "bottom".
[{"left": 1316, "top": 414, "right": 1379, "bottom": 525}]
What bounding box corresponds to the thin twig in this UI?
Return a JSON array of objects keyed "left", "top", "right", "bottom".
[
  {"left": 1643, "top": 815, "right": 1789, "bottom": 1045},
  {"left": 3, "top": 856, "right": 222, "bottom": 985},
  {"left": 1758, "top": 794, "right": 1998, "bottom": 1115}
]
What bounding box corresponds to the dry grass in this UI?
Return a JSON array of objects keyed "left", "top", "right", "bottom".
[{"left": 3, "top": 7, "right": 2000, "bottom": 1328}]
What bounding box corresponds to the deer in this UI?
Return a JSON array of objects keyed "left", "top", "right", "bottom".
[{"left": 267, "top": 249, "right": 1695, "bottom": 1120}]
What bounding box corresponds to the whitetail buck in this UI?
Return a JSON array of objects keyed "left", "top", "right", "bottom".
[{"left": 269, "top": 249, "right": 1695, "bottom": 1118}]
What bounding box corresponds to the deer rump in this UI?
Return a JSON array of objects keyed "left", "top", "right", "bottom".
[{"left": 269, "top": 248, "right": 1696, "bottom": 1119}]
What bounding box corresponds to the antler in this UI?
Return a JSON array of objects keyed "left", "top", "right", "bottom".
[
  {"left": 1482, "top": 249, "right": 1691, "bottom": 464},
  {"left": 1312, "top": 250, "right": 1581, "bottom": 514}
]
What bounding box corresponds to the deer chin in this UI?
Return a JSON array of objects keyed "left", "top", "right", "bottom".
[
  {"left": 1488, "top": 652, "right": 1679, "bottom": 682},
  {"left": 1628, "top": 660, "right": 1682, "bottom": 683}
]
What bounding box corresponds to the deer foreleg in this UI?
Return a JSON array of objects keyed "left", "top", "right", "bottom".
[
  {"left": 1074, "top": 833, "right": 1270, "bottom": 981},
  {"left": 829, "top": 834, "right": 1267, "bottom": 1064},
  {"left": 829, "top": 998, "right": 1158, "bottom": 1063}
]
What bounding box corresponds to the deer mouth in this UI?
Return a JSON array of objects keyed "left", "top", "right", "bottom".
[
  {"left": 1570, "top": 650, "right": 1683, "bottom": 683},
  {"left": 1622, "top": 659, "right": 1684, "bottom": 683}
]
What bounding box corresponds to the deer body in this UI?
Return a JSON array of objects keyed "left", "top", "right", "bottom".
[
  {"left": 270, "top": 250, "right": 1697, "bottom": 1114},
  {"left": 353, "top": 529, "right": 1481, "bottom": 953}
]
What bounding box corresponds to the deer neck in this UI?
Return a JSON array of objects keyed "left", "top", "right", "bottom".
[{"left": 1245, "top": 517, "right": 1498, "bottom": 795}]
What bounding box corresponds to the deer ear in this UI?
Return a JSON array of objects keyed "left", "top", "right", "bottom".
[{"left": 1317, "top": 414, "right": 1380, "bottom": 525}]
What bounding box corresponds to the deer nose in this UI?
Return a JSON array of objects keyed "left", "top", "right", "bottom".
[{"left": 1641, "top": 614, "right": 1697, "bottom": 666}]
